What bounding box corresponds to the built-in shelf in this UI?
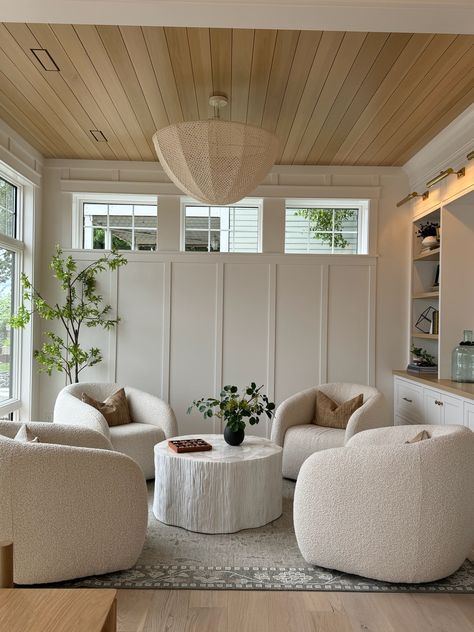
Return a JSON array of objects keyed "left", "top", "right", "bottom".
[
  {"left": 412, "top": 332, "right": 438, "bottom": 340},
  {"left": 412, "top": 291, "right": 439, "bottom": 299},
  {"left": 413, "top": 248, "right": 440, "bottom": 261}
]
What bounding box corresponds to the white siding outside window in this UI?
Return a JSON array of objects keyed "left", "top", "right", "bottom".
[
  {"left": 183, "top": 200, "right": 261, "bottom": 253},
  {"left": 285, "top": 199, "right": 369, "bottom": 254}
]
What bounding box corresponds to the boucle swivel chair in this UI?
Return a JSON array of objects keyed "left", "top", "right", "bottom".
[
  {"left": 54, "top": 382, "right": 178, "bottom": 479},
  {"left": 271, "top": 382, "right": 389, "bottom": 479},
  {"left": 294, "top": 424, "right": 474, "bottom": 583},
  {"left": 0, "top": 420, "right": 148, "bottom": 584}
]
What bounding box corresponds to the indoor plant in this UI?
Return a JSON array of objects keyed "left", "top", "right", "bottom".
[
  {"left": 10, "top": 245, "right": 127, "bottom": 384},
  {"left": 416, "top": 221, "right": 439, "bottom": 250},
  {"left": 187, "top": 382, "right": 275, "bottom": 446}
]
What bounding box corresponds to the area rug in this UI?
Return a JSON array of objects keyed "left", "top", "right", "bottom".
[{"left": 60, "top": 481, "right": 474, "bottom": 593}]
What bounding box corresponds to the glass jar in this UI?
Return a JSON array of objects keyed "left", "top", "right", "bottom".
[{"left": 452, "top": 330, "right": 474, "bottom": 383}]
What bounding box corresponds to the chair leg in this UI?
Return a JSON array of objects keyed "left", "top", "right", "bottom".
[{"left": 0, "top": 543, "right": 13, "bottom": 587}]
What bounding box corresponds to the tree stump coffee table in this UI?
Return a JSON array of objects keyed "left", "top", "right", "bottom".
[{"left": 153, "top": 434, "right": 282, "bottom": 533}]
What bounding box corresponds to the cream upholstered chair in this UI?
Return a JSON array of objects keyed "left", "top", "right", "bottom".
[
  {"left": 294, "top": 424, "right": 474, "bottom": 584},
  {"left": 271, "top": 383, "right": 389, "bottom": 479},
  {"left": 54, "top": 383, "right": 178, "bottom": 479},
  {"left": 0, "top": 420, "right": 148, "bottom": 585}
]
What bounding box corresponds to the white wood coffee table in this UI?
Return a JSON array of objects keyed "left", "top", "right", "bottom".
[{"left": 153, "top": 434, "right": 282, "bottom": 533}]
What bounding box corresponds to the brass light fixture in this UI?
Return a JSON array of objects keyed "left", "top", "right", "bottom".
[
  {"left": 426, "top": 167, "right": 465, "bottom": 188},
  {"left": 396, "top": 191, "right": 429, "bottom": 208},
  {"left": 467, "top": 150, "right": 474, "bottom": 160}
]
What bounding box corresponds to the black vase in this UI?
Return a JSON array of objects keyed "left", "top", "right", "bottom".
[{"left": 224, "top": 425, "right": 245, "bottom": 446}]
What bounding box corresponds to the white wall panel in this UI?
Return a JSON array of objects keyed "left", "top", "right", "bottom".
[
  {"left": 327, "top": 264, "right": 373, "bottom": 384},
  {"left": 275, "top": 264, "right": 324, "bottom": 404},
  {"left": 116, "top": 261, "right": 165, "bottom": 396},
  {"left": 169, "top": 262, "right": 218, "bottom": 435},
  {"left": 222, "top": 263, "right": 271, "bottom": 437}
]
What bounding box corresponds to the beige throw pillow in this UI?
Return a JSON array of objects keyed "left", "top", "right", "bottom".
[
  {"left": 314, "top": 391, "right": 364, "bottom": 430},
  {"left": 82, "top": 388, "right": 131, "bottom": 427},
  {"left": 14, "top": 424, "right": 39, "bottom": 443},
  {"left": 405, "top": 430, "right": 431, "bottom": 444}
]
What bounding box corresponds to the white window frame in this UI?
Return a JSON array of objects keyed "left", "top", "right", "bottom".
[
  {"left": 285, "top": 198, "right": 369, "bottom": 255},
  {"left": 73, "top": 193, "right": 158, "bottom": 250},
  {"left": 180, "top": 197, "right": 263, "bottom": 253},
  {"left": 0, "top": 170, "right": 25, "bottom": 419}
]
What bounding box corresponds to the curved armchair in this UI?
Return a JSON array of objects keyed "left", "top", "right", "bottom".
[
  {"left": 54, "top": 383, "right": 178, "bottom": 479},
  {"left": 294, "top": 424, "right": 474, "bottom": 583},
  {"left": 0, "top": 421, "right": 148, "bottom": 585},
  {"left": 271, "top": 383, "right": 389, "bottom": 479}
]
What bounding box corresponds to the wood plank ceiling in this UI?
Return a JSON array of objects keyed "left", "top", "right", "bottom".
[{"left": 0, "top": 24, "right": 472, "bottom": 165}]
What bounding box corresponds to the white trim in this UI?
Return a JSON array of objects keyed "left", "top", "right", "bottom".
[
  {"left": 285, "top": 198, "right": 369, "bottom": 255},
  {"left": 180, "top": 198, "right": 263, "bottom": 254},
  {"left": 403, "top": 105, "right": 473, "bottom": 190},
  {"left": 73, "top": 193, "right": 158, "bottom": 250},
  {"left": 4, "top": 1, "right": 474, "bottom": 34}
]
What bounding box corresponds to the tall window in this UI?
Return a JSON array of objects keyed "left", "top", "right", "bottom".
[
  {"left": 183, "top": 202, "right": 261, "bottom": 252},
  {"left": 285, "top": 200, "right": 368, "bottom": 254},
  {"left": 0, "top": 177, "right": 21, "bottom": 410},
  {"left": 82, "top": 201, "right": 157, "bottom": 250}
]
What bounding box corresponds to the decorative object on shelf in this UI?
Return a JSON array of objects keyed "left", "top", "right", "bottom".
[
  {"left": 433, "top": 264, "right": 440, "bottom": 288},
  {"left": 415, "top": 306, "right": 438, "bottom": 334},
  {"left": 408, "top": 345, "right": 437, "bottom": 374},
  {"left": 396, "top": 190, "right": 429, "bottom": 207},
  {"left": 426, "top": 167, "right": 465, "bottom": 188},
  {"left": 452, "top": 330, "right": 474, "bottom": 383},
  {"left": 416, "top": 221, "right": 440, "bottom": 252},
  {"left": 152, "top": 94, "right": 279, "bottom": 205},
  {"left": 168, "top": 438, "right": 212, "bottom": 453},
  {"left": 10, "top": 246, "right": 127, "bottom": 384},
  {"left": 187, "top": 382, "right": 275, "bottom": 446},
  {"left": 430, "top": 310, "right": 439, "bottom": 335}
]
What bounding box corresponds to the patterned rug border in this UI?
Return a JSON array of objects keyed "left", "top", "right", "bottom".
[{"left": 57, "top": 561, "right": 474, "bottom": 593}]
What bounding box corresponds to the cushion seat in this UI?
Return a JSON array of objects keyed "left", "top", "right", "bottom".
[
  {"left": 54, "top": 383, "right": 178, "bottom": 480},
  {"left": 110, "top": 422, "right": 165, "bottom": 480},
  {"left": 282, "top": 424, "right": 345, "bottom": 480}
]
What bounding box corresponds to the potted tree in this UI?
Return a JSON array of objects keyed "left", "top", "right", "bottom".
[
  {"left": 11, "top": 246, "right": 127, "bottom": 384},
  {"left": 188, "top": 382, "right": 275, "bottom": 445}
]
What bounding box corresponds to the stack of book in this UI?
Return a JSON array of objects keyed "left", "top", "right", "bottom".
[{"left": 407, "top": 363, "right": 438, "bottom": 375}]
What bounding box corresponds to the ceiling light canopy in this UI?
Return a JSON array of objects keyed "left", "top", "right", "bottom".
[{"left": 152, "top": 95, "right": 279, "bottom": 205}]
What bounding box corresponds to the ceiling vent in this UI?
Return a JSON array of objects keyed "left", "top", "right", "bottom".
[{"left": 30, "top": 48, "right": 59, "bottom": 72}]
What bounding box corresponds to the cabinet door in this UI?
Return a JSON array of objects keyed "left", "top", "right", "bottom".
[
  {"left": 464, "top": 402, "right": 474, "bottom": 430},
  {"left": 441, "top": 394, "right": 463, "bottom": 425},
  {"left": 423, "top": 388, "right": 443, "bottom": 425},
  {"left": 395, "top": 379, "right": 424, "bottom": 423}
]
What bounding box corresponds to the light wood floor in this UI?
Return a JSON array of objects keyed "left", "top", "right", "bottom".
[{"left": 117, "top": 589, "right": 474, "bottom": 632}]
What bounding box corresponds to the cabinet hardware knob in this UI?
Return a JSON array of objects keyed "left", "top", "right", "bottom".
[
  {"left": 402, "top": 397, "right": 413, "bottom": 403},
  {"left": 439, "top": 401, "right": 443, "bottom": 406}
]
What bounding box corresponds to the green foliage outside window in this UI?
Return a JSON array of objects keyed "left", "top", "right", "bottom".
[{"left": 294, "top": 208, "right": 357, "bottom": 249}]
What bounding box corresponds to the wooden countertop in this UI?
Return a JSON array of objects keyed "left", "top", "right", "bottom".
[{"left": 393, "top": 370, "right": 474, "bottom": 401}]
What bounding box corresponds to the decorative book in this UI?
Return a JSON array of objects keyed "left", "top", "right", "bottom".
[{"left": 168, "top": 438, "right": 212, "bottom": 453}]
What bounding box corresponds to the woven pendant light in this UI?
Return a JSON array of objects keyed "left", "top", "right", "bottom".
[{"left": 152, "top": 95, "right": 279, "bottom": 205}]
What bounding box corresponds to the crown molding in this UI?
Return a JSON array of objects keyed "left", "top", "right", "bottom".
[
  {"left": 4, "top": 0, "right": 474, "bottom": 34},
  {"left": 403, "top": 104, "right": 474, "bottom": 190}
]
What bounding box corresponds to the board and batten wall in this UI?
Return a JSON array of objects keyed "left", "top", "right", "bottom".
[{"left": 38, "top": 160, "right": 411, "bottom": 432}]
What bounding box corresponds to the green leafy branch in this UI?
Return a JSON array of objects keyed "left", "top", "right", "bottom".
[
  {"left": 294, "top": 208, "right": 357, "bottom": 249},
  {"left": 10, "top": 245, "right": 127, "bottom": 384},
  {"left": 187, "top": 383, "right": 276, "bottom": 432}
]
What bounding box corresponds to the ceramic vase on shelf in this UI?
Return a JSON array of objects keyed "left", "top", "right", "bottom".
[
  {"left": 452, "top": 330, "right": 474, "bottom": 383},
  {"left": 224, "top": 425, "right": 245, "bottom": 446},
  {"left": 421, "top": 235, "right": 438, "bottom": 250}
]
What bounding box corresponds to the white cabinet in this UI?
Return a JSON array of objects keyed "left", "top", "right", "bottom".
[
  {"left": 394, "top": 374, "right": 470, "bottom": 427},
  {"left": 464, "top": 402, "right": 474, "bottom": 431},
  {"left": 423, "top": 387, "right": 463, "bottom": 425}
]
